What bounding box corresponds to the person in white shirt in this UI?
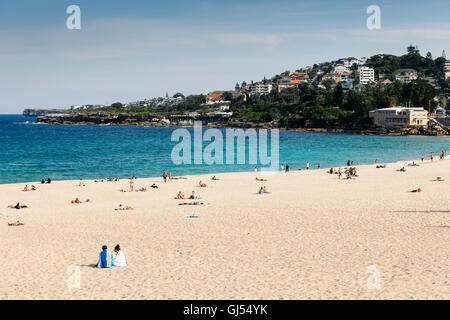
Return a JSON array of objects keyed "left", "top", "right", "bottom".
[
  {"left": 306, "top": 162, "right": 310, "bottom": 170},
  {"left": 113, "top": 244, "right": 128, "bottom": 267}
]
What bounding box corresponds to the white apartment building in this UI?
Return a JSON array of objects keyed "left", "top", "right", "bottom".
[
  {"left": 251, "top": 83, "right": 273, "bottom": 95},
  {"left": 358, "top": 66, "right": 375, "bottom": 85},
  {"left": 395, "top": 69, "right": 418, "bottom": 83},
  {"left": 445, "top": 60, "right": 450, "bottom": 80}
]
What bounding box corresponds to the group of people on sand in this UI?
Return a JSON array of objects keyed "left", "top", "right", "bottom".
[
  {"left": 116, "top": 204, "right": 134, "bottom": 211},
  {"left": 40, "top": 178, "right": 51, "bottom": 184},
  {"left": 328, "top": 167, "right": 358, "bottom": 179},
  {"left": 96, "top": 244, "right": 127, "bottom": 268},
  {"left": 8, "top": 202, "right": 28, "bottom": 209},
  {"left": 95, "top": 178, "right": 120, "bottom": 182},
  {"left": 162, "top": 170, "right": 187, "bottom": 182},
  {"left": 23, "top": 185, "right": 36, "bottom": 191},
  {"left": 258, "top": 186, "right": 271, "bottom": 194},
  {"left": 71, "top": 198, "right": 90, "bottom": 204},
  {"left": 176, "top": 190, "right": 199, "bottom": 200}
]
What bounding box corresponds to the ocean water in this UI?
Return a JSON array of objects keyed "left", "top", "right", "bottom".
[{"left": 0, "top": 114, "right": 449, "bottom": 184}]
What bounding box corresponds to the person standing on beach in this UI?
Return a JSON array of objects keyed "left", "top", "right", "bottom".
[
  {"left": 285, "top": 164, "right": 290, "bottom": 172},
  {"left": 317, "top": 163, "right": 320, "bottom": 169},
  {"left": 306, "top": 162, "right": 310, "bottom": 170},
  {"left": 163, "top": 170, "right": 167, "bottom": 182},
  {"left": 421, "top": 155, "right": 424, "bottom": 162},
  {"left": 430, "top": 153, "right": 434, "bottom": 161},
  {"left": 347, "top": 160, "right": 350, "bottom": 166},
  {"left": 130, "top": 178, "right": 134, "bottom": 191},
  {"left": 281, "top": 164, "right": 284, "bottom": 172}
]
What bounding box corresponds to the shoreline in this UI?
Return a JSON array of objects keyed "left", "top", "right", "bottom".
[{"left": 3, "top": 155, "right": 447, "bottom": 187}]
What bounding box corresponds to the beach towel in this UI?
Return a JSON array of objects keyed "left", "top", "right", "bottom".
[
  {"left": 113, "top": 251, "right": 128, "bottom": 267},
  {"left": 96, "top": 249, "right": 114, "bottom": 268}
]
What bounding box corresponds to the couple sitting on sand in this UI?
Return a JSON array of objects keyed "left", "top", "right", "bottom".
[
  {"left": 176, "top": 191, "right": 198, "bottom": 199},
  {"left": 258, "top": 186, "right": 271, "bottom": 194},
  {"left": 96, "top": 244, "right": 127, "bottom": 268},
  {"left": 23, "top": 185, "right": 36, "bottom": 192}
]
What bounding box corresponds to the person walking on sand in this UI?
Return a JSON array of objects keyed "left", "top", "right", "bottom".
[
  {"left": 163, "top": 170, "right": 167, "bottom": 182},
  {"left": 281, "top": 164, "right": 284, "bottom": 172}
]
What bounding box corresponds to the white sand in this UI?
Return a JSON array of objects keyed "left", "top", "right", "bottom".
[{"left": 0, "top": 159, "right": 449, "bottom": 300}]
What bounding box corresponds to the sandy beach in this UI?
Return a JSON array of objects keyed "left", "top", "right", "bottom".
[{"left": 0, "top": 159, "right": 449, "bottom": 300}]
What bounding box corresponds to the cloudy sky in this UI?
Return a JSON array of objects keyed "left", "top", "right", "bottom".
[{"left": 1, "top": 0, "right": 450, "bottom": 113}]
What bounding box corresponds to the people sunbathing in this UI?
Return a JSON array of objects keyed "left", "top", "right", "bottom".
[
  {"left": 189, "top": 191, "right": 197, "bottom": 199},
  {"left": 410, "top": 188, "right": 422, "bottom": 193},
  {"left": 179, "top": 202, "right": 204, "bottom": 206},
  {"left": 376, "top": 164, "right": 386, "bottom": 168},
  {"left": 258, "top": 186, "right": 271, "bottom": 194},
  {"left": 79, "top": 179, "right": 85, "bottom": 187},
  {"left": 397, "top": 167, "right": 406, "bottom": 172},
  {"left": 176, "top": 191, "right": 185, "bottom": 199},
  {"left": 199, "top": 180, "right": 207, "bottom": 187},
  {"left": 150, "top": 184, "right": 158, "bottom": 189},
  {"left": 31, "top": 185, "right": 36, "bottom": 191},
  {"left": 116, "top": 204, "right": 134, "bottom": 211},
  {"left": 8, "top": 221, "right": 24, "bottom": 226},
  {"left": 71, "top": 198, "right": 90, "bottom": 204},
  {"left": 256, "top": 177, "right": 267, "bottom": 181},
  {"left": 138, "top": 187, "right": 147, "bottom": 192},
  {"left": 8, "top": 203, "right": 28, "bottom": 209},
  {"left": 211, "top": 176, "right": 219, "bottom": 180}
]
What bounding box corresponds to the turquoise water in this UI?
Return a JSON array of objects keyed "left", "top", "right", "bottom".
[{"left": 0, "top": 114, "right": 449, "bottom": 184}]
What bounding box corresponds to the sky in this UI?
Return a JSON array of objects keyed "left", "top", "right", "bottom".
[{"left": 1, "top": 0, "right": 450, "bottom": 113}]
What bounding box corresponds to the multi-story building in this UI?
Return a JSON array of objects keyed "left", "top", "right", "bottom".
[
  {"left": 395, "top": 69, "right": 418, "bottom": 83},
  {"left": 250, "top": 83, "right": 273, "bottom": 95},
  {"left": 358, "top": 66, "right": 375, "bottom": 85},
  {"left": 369, "top": 107, "right": 428, "bottom": 128},
  {"left": 444, "top": 60, "right": 450, "bottom": 80}
]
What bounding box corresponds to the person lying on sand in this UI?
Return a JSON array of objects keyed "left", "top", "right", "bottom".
[
  {"left": 433, "top": 177, "right": 445, "bottom": 182},
  {"left": 71, "top": 198, "right": 90, "bottom": 204},
  {"left": 119, "top": 189, "right": 126, "bottom": 192},
  {"left": 408, "top": 161, "right": 419, "bottom": 167},
  {"left": 176, "top": 191, "right": 185, "bottom": 199},
  {"left": 410, "top": 188, "right": 422, "bottom": 193},
  {"left": 31, "top": 185, "right": 36, "bottom": 191},
  {"left": 211, "top": 176, "right": 219, "bottom": 180},
  {"left": 8, "top": 221, "right": 24, "bottom": 226},
  {"left": 256, "top": 177, "right": 267, "bottom": 181},
  {"left": 138, "top": 187, "right": 147, "bottom": 192},
  {"left": 179, "top": 202, "right": 204, "bottom": 206},
  {"left": 199, "top": 180, "right": 207, "bottom": 187},
  {"left": 150, "top": 184, "right": 158, "bottom": 189},
  {"left": 397, "top": 167, "right": 406, "bottom": 172},
  {"left": 8, "top": 203, "right": 28, "bottom": 209},
  {"left": 116, "top": 204, "right": 134, "bottom": 211},
  {"left": 113, "top": 245, "right": 128, "bottom": 267},
  {"left": 96, "top": 245, "right": 114, "bottom": 268},
  {"left": 376, "top": 164, "right": 386, "bottom": 168}
]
